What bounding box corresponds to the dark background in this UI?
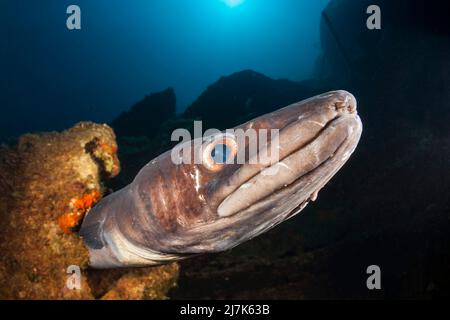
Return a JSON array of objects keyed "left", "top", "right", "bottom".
[{"left": 0, "top": 0, "right": 328, "bottom": 142}]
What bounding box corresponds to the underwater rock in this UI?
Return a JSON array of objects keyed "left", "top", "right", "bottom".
[
  {"left": 318, "top": 0, "right": 450, "bottom": 134},
  {"left": 0, "top": 122, "right": 178, "bottom": 299},
  {"left": 183, "top": 70, "right": 325, "bottom": 130},
  {"left": 100, "top": 263, "right": 179, "bottom": 300},
  {"left": 111, "top": 88, "right": 176, "bottom": 138},
  {"left": 319, "top": 0, "right": 450, "bottom": 81}
]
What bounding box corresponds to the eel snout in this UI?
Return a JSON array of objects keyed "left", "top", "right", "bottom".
[{"left": 216, "top": 91, "right": 361, "bottom": 218}]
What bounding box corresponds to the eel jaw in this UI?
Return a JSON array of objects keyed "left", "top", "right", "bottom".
[{"left": 216, "top": 96, "right": 362, "bottom": 219}]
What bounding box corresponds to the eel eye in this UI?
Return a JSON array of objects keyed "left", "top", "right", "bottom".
[{"left": 202, "top": 134, "right": 238, "bottom": 172}]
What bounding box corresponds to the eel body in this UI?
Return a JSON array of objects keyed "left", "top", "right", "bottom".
[{"left": 80, "top": 91, "right": 363, "bottom": 268}]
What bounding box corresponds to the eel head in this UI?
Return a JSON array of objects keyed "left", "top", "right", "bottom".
[{"left": 80, "top": 90, "right": 362, "bottom": 268}]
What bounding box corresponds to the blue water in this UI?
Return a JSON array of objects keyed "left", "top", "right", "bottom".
[{"left": 0, "top": 0, "right": 329, "bottom": 141}]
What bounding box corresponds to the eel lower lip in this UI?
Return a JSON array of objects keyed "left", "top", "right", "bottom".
[{"left": 217, "top": 113, "right": 360, "bottom": 217}]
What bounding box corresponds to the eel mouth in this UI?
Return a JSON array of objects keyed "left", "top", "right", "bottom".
[{"left": 217, "top": 91, "right": 362, "bottom": 218}]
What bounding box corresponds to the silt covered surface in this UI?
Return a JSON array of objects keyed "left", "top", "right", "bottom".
[{"left": 0, "top": 122, "right": 179, "bottom": 299}]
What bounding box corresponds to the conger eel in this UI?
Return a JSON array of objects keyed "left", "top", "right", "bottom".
[{"left": 80, "top": 90, "right": 363, "bottom": 268}]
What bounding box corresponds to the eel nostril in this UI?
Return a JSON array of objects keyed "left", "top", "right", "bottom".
[
  {"left": 334, "top": 97, "right": 356, "bottom": 114},
  {"left": 334, "top": 101, "right": 346, "bottom": 111}
]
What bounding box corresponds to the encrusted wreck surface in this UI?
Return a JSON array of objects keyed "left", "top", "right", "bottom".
[{"left": 0, "top": 122, "right": 178, "bottom": 299}]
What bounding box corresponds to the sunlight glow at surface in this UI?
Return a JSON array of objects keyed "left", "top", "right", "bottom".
[
  {"left": 222, "top": 0, "right": 245, "bottom": 8},
  {"left": 0, "top": 0, "right": 332, "bottom": 141}
]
